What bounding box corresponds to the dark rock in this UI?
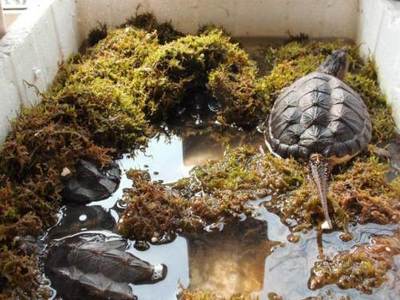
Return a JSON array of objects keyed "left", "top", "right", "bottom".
[
  {"left": 45, "top": 237, "right": 167, "bottom": 299},
  {"left": 62, "top": 160, "right": 121, "bottom": 204},
  {"left": 47, "top": 205, "right": 116, "bottom": 239},
  {"left": 49, "top": 267, "right": 136, "bottom": 300}
]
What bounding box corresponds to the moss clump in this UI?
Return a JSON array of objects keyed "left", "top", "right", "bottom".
[
  {"left": 0, "top": 249, "right": 42, "bottom": 299},
  {"left": 134, "top": 29, "right": 265, "bottom": 126},
  {"left": 117, "top": 169, "right": 188, "bottom": 242},
  {"left": 118, "top": 147, "right": 305, "bottom": 242},
  {"left": 266, "top": 156, "right": 400, "bottom": 232},
  {"left": 208, "top": 64, "right": 262, "bottom": 127},
  {"left": 309, "top": 231, "right": 400, "bottom": 294},
  {"left": 184, "top": 146, "right": 305, "bottom": 195},
  {"left": 331, "top": 157, "right": 400, "bottom": 225},
  {"left": 48, "top": 27, "right": 160, "bottom": 150}
]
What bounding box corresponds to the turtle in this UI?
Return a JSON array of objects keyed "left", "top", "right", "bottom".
[{"left": 265, "top": 49, "right": 372, "bottom": 230}]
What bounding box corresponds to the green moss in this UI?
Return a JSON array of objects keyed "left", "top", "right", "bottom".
[
  {"left": 117, "top": 169, "right": 188, "bottom": 242},
  {"left": 309, "top": 231, "right": 400, "bottom": 294},
  {"left": 208, "top": 63, "right": 265, "bottom": 127},
  {"left": 266, "top": 156, "right": 400, "bottom": 232},
  {"left": 186, "top": 146, "right": 305, "bottom": 194},
  {"left": 118, "top": 147, "right": 305, "bottom": 242},
  {"left": 134, "top": 29, "right": 264, "bottom": 126}
]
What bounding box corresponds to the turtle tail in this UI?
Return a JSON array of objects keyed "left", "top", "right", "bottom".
[{"left": 309, "top": 154, "right": 333, "bottom": 230}]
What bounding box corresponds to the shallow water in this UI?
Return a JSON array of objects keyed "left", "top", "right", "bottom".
[{"left": 44, "top": 128, "right": 400, "bottom": 300}]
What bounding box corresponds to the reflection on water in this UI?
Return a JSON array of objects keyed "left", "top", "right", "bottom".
[
  {"left": 185, "top": 218, "right": 275, "bottom": 298},
  {"left": 45, "top": 128, "right": 400, "bottom": 300}
]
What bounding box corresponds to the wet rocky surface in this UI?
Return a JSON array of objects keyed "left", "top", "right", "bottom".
[{"left": 62, "top": 160, "right": 121, "bottom": 204}]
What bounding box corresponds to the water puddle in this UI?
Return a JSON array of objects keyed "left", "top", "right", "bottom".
[{"left": 43, "top": 127, "right": 400, "bottom": 300}]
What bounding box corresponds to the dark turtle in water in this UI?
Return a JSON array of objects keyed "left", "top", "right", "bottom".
[{"left": 265, "top": 49, "right": 372, "bottom": 229}]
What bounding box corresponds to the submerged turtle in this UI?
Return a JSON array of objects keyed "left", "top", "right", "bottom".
[{"left": 265, "top": 49, "right": 372, "bottom": 229}]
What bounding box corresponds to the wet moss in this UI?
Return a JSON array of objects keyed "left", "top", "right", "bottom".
[
  {"left": 119, "top": 147, "right": 305, "bottom": 242},
  {"left": 117, "top": 168, "right": 254, "bottom": 243},
  {"left": 309, "top": 231, "right": 400, "bottom": 294},
  {"left": 185, "top": 146, "right": 305, "bottom": 195},
  {"left": 266, "top": 156, "right": 400, "bottom": 232},
  {"left": 0, "top": 22, "right": 160, "bottom": 298},
  {"left": 117, "top": 169, "right": 187, "bottom": 242}
]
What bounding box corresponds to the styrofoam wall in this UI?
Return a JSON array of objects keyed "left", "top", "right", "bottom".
[
  {"left": 0, "top": 0, "right": 399, "bottom": 143},
  {"left": 358, "top": 0, "right": 400, "bottom": 128},
  {"left": 76, "top": 0, "right": 358, "bottom": 43},
  {"left": 0, "top": 0, "right": 78, "bottom": 142}
]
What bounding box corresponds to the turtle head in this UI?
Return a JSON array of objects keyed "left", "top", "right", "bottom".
[{"left": 318, "top": 49, "right": 348, "bottom": 80}]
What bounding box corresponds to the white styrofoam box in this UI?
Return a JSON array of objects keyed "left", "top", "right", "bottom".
[
  {"left": 51, "top": 0, "right": 79, "bottom": 60},
  {"left": 3, "top": 11, "right": 20, "bottom": 28},
  {"left": 0, "top": 53, "right": 21, "bottom": 142},
  {"left": 107, "top": 0, "right": 151, "bottom": 29},
  {"left": 359, "top": 0, "right": 400, "bottom": 131},
  {"left": 76, "top": 0, "right": 113, "bottom": 42},
  {"left": 392, "top": 87, "right": 400, "bottom": 128},
  {"left": 0, "top": 0, "right": 57, "bottom": 106},
  {"left": 374, "top": 1, "right": 400, "bottom": 98},
  {"left": 77, "top": 0, "right": 358, "bottom": 39},
  {"left": 194, "top": 0, "right": 236, "bottom": 34},
  {"left": 147, "top": 0, "right": 199, "bottom": 34},
  {"left": 0, "top": 0, "right": 79, "bottom": 142},
  {"left": 235, "top": 0, "right": 357, "bottom": 38},
  {"left": 357, "top": 0, "right": 386, "bottom": 59}
]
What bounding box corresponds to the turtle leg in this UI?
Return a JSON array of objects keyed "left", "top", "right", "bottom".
[{"left": 309, "top": 154, "right": 333, "bottom": 230}]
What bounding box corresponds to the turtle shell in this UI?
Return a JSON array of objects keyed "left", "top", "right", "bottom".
[{"left": 266, "top": 72, "right": 372, "bottom": 160}]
